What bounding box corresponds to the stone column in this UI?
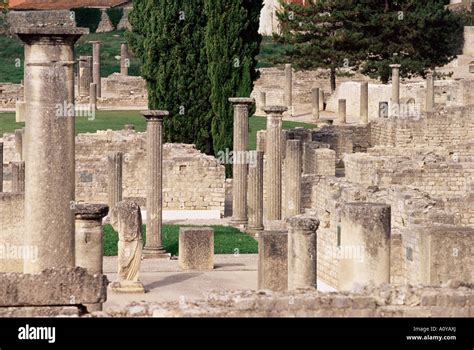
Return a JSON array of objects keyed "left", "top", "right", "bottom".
[
  {"left": 284, "top": 64, "right": 293, "bottom": 113},
  {"left": 120, "top": 42, "right": 129, "bottom": 76},
  {"left": 230, "top": 97, "right": 254, "bottom": 226},
  {"left": 89, "top": 83, "right": 97, "bottom": 111},
  {"left": 319, "top": 89, "right": 324, "bottom": 111},
  {"left": 338, "top": 99, "right": 347, "bottom": 124},
  {"left": 247, "top": 150, "right": 264, "bottom": 234},
  {"left": 107, "top": 151, "right": 123, "bottom": 212},
  {"left": 312, "top": 88, "right": 319, "bottom": 120},
  {"left": 426, "top": 71, "right": 435, "bottom": 112},
  {"left": 11, "top": 161, "right": 25, "bottom": 193},
  {"left": 15, "top": 101, "right": 26, "bottom": 123},
  {"left": 142, "top": 110, "right": 170, "bottom": 259},
  {"left": 259, "top": 91, "right": 266, "bottom": 115},
  {"left": 78, "top": 55, "right": 92, "bottom": 97},
  {"left": 339, "top": 202, "right": 391, "bottom": 291},
  {"left": 258, "top": 231, "right": 288, "bottom": 291},
  {"left": 14, "top": 129, "right": 24, "bottom": 161},
  {"left": 360, "top": 82, "right": 369, "bottom": 124},
  {"left": 287, "top": 215, "right": 319, "bottom": 290},
  {"left": 0, "top": 142, "right": 3, "bottom": 193},
  {"left": 390, "top": 64, "right": 401, "bottom": 116},
  {"left": 256, "top": 130, "right": 266, "bottom": 154},
  {"left": 90, "top": 41, "right": 101, "bottom": 98},
  {"left": 75, "top": 203, "right": 109, "bottom": 311},
  {"left": 284, "top": 140, "right": 302, "bottom": 219},
  {"left": 264, "top": 106, "right": 287, "bottom": 221},
  {"left": 12, "top": 12, "right": 88, "bottom": 273}
]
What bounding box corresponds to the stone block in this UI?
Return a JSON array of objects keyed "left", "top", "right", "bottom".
[
  {"left": 258, "top": 231, "right": 288, "bottom": 291},
  {"left": 179, "top": 227, "right": 214, "bottom": 270}
]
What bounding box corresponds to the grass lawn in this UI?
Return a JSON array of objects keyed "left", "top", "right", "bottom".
[
  {"left": 103, "top": 224, "right": 258, "bottom": 257},
  {"left": 0, "top": 111, "right": 316, "bottom": 149}
]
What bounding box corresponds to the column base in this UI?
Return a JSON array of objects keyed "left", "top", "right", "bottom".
[
  {"left": 246, "top": 226, "right": 264, "bottom": 238},
  {"left": 142, "top": 247, "right": 171, "bottom": 260},
  {"left": 230, "top": 218, "right": 248, "bottom": 228}
]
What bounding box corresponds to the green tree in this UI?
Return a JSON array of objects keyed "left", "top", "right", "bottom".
[
  {"left": 127, "top": 0, "right": 213, "bottom": 154},
  {"left": 204, "top": 0, "right": 263, "bottom": 174}
]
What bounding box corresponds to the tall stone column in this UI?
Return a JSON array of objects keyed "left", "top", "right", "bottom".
[
  {"left": 12, "top": 12, "right": 88, "bottom": 273},
  {"left": 142, "top": 110, "right": 170, "bottom": 259},
  {"left": 0, "top": 142, "right": 3, "bottom": 193},
  {"left": 426, "top": 71, "right": 435, "bottom": 112},
  {"left": 78, "top": 55, "right": 92, "bottom": 97},
  {"left": 120, "top": 42, "right": 129, "bottom": 76},
  {"left": 319, "top": 89, "right": 324, "bottom": 111},
  {"left": 230, "top": 97, "right": 254, "bottom": 226},
  {"left": 74, "top": 203, "right": 109, "bottom": 312},
  {"left": 284, "top": 64, "right": 293, "bottom": 113},
  {"left": 11, "top": 161, "right": 25, "bottom": 193},
  {"left": 264, "top": 106, "right": 287, "bottom": 221},
  {"left": 14, "top": 129, "right": 24, "bottom": 161},
  {"left": 90, "top": 41, "right": 101, "bottom": 98},
  {"left": 247, "top": 150, "right": 264, "bottom": 234},
  {"left": 338, "top": 99, "right": 347, "bottom": 124},
  {"left": 259, "top": 91, "right": 266, "bottom": 115},
  {"left": 312, "top": 88, "right": 319, "bottom": 120},
  {"left": 360, "top": 82, "right": 369, "bottom": 124},
  {"left": 107, "top": 151, "right": 123, "bottom": 212},
  {"left": 90, "top": 83, "right": 97, "bottom": 111},
  {"left": 256, "top": 130, "right": 266, "bottom": 154},
  {"left": 287, "top": 215, "right": 319, "bottom": 290},
  {"left": 390, "top": 64, "right": 401, "bottom": 116},
  {"left": 284, "top": 140, "right": 302, "bottom": 219}
]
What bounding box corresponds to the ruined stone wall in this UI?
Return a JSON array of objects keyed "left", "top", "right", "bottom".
[
  {"left": 111, "top": 285, "right": 474, "bottom": 317},
  {"left": 0, "top": 193, "right": 24, "bottom": 273}
]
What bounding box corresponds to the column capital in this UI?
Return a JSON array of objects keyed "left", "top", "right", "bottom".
[
  {"left": 389, "top": 64, "right": 401, "bottom": 69},
  {"left": 141, "top": 110, "right": 169, "bottom": 122},
  {"left": 229, "top": 97, "right": 255, "bottom": 106},
  {"left": 89, "top": 40, "right": 102, "bottom": 45},
  {"left": 75, "top": 203, "right": 109, "bottom": 220},
  {"left": 264, "top": 105, "right": 288, "bottom": 116}
]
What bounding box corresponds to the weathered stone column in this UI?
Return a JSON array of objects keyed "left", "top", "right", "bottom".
[
  {"left": 15, "top": 101, "right": 26, "bottom": 123},
  {"left": 0, "top": 142, "right": 3, "bottom": 193},
  {"left": 264, "top": 106, "right": 287, "bottom": 221},
  {"left": 258, "top": 231, "right": 288, "bottom": 291},
  {"left": 90, "top": 41, "right": 101, "bottom": 98},
  {"left": 319, "top": 89, "right": 324, "bottom": 111},
  {"left": 284, "top": 140, "right": 302, "bottom": 219},
  {"left": 312, "top": 88, "right": 319, "bottom": 120},
  {"left": 120, "top": 42, "right": 129, "bottom": 76},
  {"left": 256, "top": 130, "right": 266, "bottom": 154},
  {"left": 78, "top": 55, "right": 92, "bottom": 97},
  {"left": 390, "top": 64, "right": 401, "bottom": 116},
  {"left": 230, "top": 97, "right": 254, "bottom": 226},
  {"left": 360, "top": 82, "right": 369, "bottom": 124},
  {"left": 89, "top": 83, "right": 97, "bottom": 110},
  {"left": 14, "top": 129, "right": 24, "bottom": 161},
  {"left": 12, "top": 11, "right": 88, "bottom": 273},
  {"left": 11, "top": 161, "right": 25, "bottom": 193},
  {"left": 142, "top": 110, "right": 170, "bottom": 259},
  {"left": 287, "top": 215, "right": 319, "bottom": 290},
  {"left": 107, "top": 151, "right": 123, "bottom": 212},
  {"left": 339, "top": 203, "right": 391, "bottom": 291},
  {"left": 284, "top": 64, "right": 293, "bottom": 113},
  {"left": 259, "top": 91, "right": 266, "bottom": 115},
  {"left": 247, "top": 150, "right": 264, "bottom": 234},
  {"left": 74, "top": 203, "right": 109, "bottom": 311},
  {"left": 426, "top": 71, "right": 435, "bottom": 112},
  {"left": 338, "top": 99, "right": 347, "bottom": 124}
]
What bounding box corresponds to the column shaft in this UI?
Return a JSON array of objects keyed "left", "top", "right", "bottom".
[
  {"left": 107, "top": 151, "right": 123, "bottom": 211},
  {"left": 312, "top": 88, "right": 319, "bottom": 120},
  {"left": 284, "top": 140, "right": 301, "bottom": 218},
  {"left": 11, "top": 161, "right": 25, "bottom": 193},
  {"left": 0, "top": 142, "right": 3, "bottom": 192},
  {"left": 426, "top": 72, "right": 435, "bottom": 112},
  {"left": 91, "top": 42, "right": 101, "bottom": 98},
  {"left": 247, "top": 151, "right": 264, "bottom": 233},
  {"left": 338, "top": 99, "right": 347, "bottom": 124},
  {"left": 360, "top": 82, "right": 369, "bottom": 124},
  {"left": 120, "top": 43, "right": 129, "bottom": 76},
  {"left": 284, "top": 64, "right": 293, "bottom": 112},
  {"left": 390, "top": 64, "right": 401, "bottom": 116}
]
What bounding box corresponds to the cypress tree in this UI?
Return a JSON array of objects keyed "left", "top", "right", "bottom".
[
  {"left": 204, "top": 0, "right": 263, "bottom": 174},
  {"left": 127, "top": 0, "right": 213, "bottom": 154}
]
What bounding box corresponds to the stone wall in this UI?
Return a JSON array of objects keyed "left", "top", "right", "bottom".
[
  {"left": 108, "top": 284, "right": 474, "bottom": 317},
  {"left": 464, "top": 26, "right": 474, "bottom": 56}
]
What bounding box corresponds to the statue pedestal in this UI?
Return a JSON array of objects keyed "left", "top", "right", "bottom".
[{"left": 110, "top": 281, "right": 146, "bottom": 294}]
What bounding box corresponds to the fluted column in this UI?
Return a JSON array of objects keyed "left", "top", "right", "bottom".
[
  {"left": 284, "top": 64, "right": 293, "bottom": 114},
  {"left": 230, "top": 97, "right": 254, "bottom": 226},
  {"left": 120, "top": 42, "right": 129, "bottom": 76},
  {"left": 264, "top": 106, "right": 287, "bottom": 221},
  {"left": 79, "top": 55, "right": 92, "bottom": 97},
  {"left": 287, "top": 215, "right": 319, "bottom": 290},
  {"left": 89, "top": 41, "right": 101, "bottom": 98},
  {"left": 142, "top": 110, "right": 170, "bottom": 259},
  {"left": 11, "top": 161, "right": 25, "bottom": 193},
  {"left": 107, "top": 151, "right": 123, "bottom": 212},
  {"left": 247, "top": 150, "right": 264, "bottom": 234},
  {"left": 360, "top": 82, "right": 369, "bottom": 124},
  {"left": 284, "top": 140, "right": 302, "bottom": 218},
  {"left": 90, "top": 83, "right": 97, "bottom": 111}
]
